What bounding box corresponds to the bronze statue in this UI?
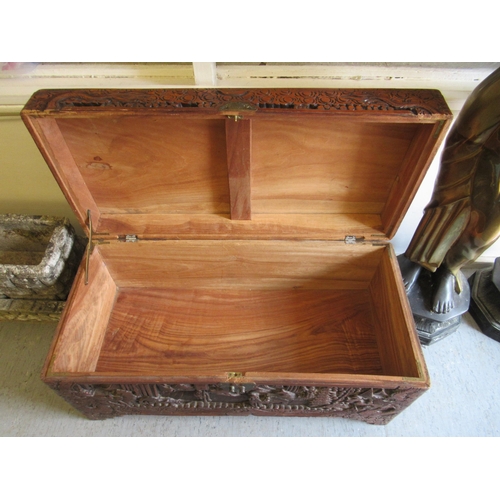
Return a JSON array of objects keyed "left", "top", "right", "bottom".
[{"left": 400, "top": 66, "right": 500, "bottom": 314}]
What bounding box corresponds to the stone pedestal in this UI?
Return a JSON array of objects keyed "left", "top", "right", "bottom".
[
  {"left": 398, "top": 255, "right": 470, "bottom": 346},
  {"left": 412, "top": 314, "right": 462, "bottom": 346},
  {"left": 468, "top": 259, "right": 500, "bottom": 343},
  {"left": 0, "top": 214, "right": 85, "bottom": 321}
]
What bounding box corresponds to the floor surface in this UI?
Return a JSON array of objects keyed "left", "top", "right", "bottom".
[{"left": 1, "top": 308, "right": 499, "bottom": 437}]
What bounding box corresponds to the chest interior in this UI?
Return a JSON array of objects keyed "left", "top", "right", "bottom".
[{"left": 21, "top": 88, "right": 452, "bottom": 387}]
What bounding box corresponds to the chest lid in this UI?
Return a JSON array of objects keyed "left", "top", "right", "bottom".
[{"left": 21, "top": 88, "right": 452, "bottom": 241}]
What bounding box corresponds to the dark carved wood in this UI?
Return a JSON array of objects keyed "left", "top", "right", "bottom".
[
  {"left": 47, "top": 381, "right": 425, "bottom": 425},
  {"left": 23, "top": 88, "right": 452, "bottom": 117}
]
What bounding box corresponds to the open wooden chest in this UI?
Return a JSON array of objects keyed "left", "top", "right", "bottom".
[{"left": 21, "top": 88, "right": 452, "bottom": 424}]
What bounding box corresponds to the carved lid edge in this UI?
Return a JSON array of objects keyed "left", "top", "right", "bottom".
[{"left": 22, "top": 88, "right": 453, "bottom": 118}]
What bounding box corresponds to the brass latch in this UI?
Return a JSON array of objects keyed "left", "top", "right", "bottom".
[
  {"left": 218, "top": 383, "right": 256, "bottom": 394},
  {"left": 220, "top": 101, "right": 257, "bottom": 121}
]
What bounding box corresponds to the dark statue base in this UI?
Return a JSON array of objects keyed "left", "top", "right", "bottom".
[
  {"left": 397, "top": 255, "right": 470, "bottom": 346},
  {"left": 412, "top": 314, "right": 461, "bottom": 346},
  {"left": 468, "top": 259, "right": 500, "bottom": 343}
]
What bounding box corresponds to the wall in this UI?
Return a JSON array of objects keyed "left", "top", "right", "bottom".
[{"left": 0, "top": 115, "right": 81, "bottom": 231}]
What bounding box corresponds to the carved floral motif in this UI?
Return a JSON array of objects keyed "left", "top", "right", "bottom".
[
  {"left": 48, "top": 381, "right": 424, "bottom": 425},
  {"left": 24, "top": 88, "right": 452, "bottom": 117}
]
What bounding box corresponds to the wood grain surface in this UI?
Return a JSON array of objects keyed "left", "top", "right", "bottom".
[
  {"left": 96, "top": 287, "right": 383, "bottom": 376},
  {"left": 22, "top": 117, "right": 101, "bottom": 230},
  {"left": 98, "top": 240, "right": 384, "bottom": 287},
  {"left": 369, "top": 247, "right": 427, "bottom": 379},
  {"left": 45, "top": 242, "right": 404, "bottom": 379},
  {"left": 33, "top": 114, "right": 431, "bottom": 239},
  {"left": 381, "top": 121, "right": 452, "bottom": 237},
  {"left": 56, "top": 116, "right": 230, "bottom": 216},
  {"left": 22, "top": 88, "right": 451, "bottom": 242},
  {"left": 225, "top": 118, "right": 252, "bottom": 219},
  {"left": 251, "top": 119, "right": 418, "bottom": 216},
  {"left": 49, "top": 249, "right": 116, "bottom": 373},
  {"left": 99, "top": 213, "right": 385, "bottom": 240}
]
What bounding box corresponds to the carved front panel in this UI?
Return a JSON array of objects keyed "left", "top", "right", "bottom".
[{"left": 48, "top": 381, "right": 425, "bottom": 425}]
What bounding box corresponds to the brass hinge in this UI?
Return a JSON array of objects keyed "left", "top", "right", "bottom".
[
  {"left": 118, "top": 234, "right": 138, "bottom": 242},
  {"left": 344, "top": 235, "right": 366, "bottom": 244}
]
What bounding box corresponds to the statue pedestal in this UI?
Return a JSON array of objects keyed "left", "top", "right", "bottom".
[
  {"left": 412, "top": 314, "right": 462, "bottom": 346},
  {"left": 398, "top": 255, "right": 470, "bottom": 346},
  {"left": 468, "top": 259, "right": 500, "bottom": 343}
]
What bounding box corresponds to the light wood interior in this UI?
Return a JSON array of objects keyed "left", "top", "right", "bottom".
[
  {"left": 251, "top": 118, "right": 418, "bottom": 215},
  {"left": 31, "top": 102, "right": 433, "bottom": 385},
  {"left": 42, "top": 115, "right": 435, "bottom": 239},
  {"left": 55, "top": 116, "right": 230, "bottom": 216},
  {"left": 47, "top": 241, "right": 421, "bottom": 380},
  {"left": 51, "top": 249, "right": 117, "bottom": 373}
]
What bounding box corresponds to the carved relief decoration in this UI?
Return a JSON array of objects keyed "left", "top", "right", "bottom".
[
  {"left": 49, "top": 381, "right": 424, "bottom": 425},
  {"left": 24, "top": 88, "right": 452, "bottom": 117}
]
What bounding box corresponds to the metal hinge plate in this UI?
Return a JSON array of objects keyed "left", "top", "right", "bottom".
[
  {"left": 344, "top": 235, "right": 365, "bottom": 244},
  {"left": 121, "top": 234, "right": 138, "bottom": 242},
  {"left": 218, "top": 383, "right": 256, "bottom": 395}
]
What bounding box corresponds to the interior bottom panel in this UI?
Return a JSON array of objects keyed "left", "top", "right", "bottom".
[{"left": 96, "top": 287, "right": 384, "bottom": 375}]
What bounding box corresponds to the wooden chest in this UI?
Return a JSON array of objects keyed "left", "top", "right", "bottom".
[{"left": 21, "top": 88, "right": 452, "bottom": 424}]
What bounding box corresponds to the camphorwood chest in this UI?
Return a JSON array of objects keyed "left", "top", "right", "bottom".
[{"left": 21, "top": 88, "right": 452, "bottom": 424}]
